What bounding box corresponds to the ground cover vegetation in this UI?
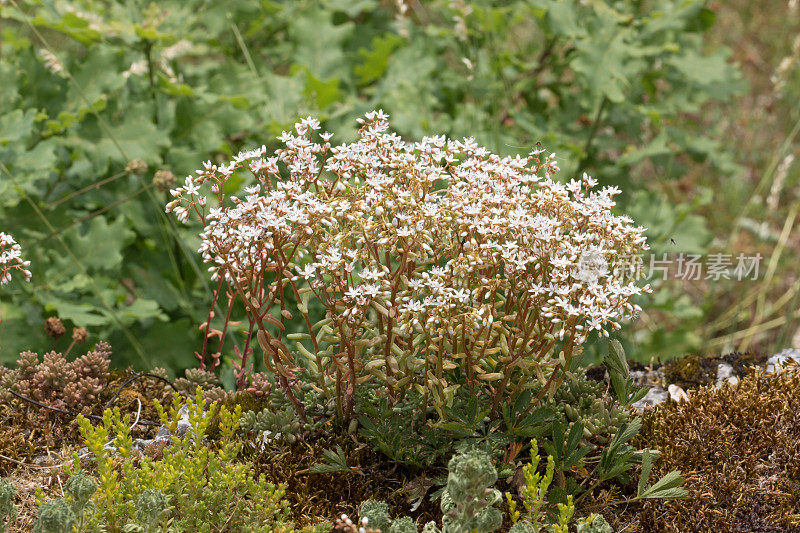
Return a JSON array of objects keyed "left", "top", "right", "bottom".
[
  {"left": 2, "top": 0, "right": 800, "bottom": 531},
  {"left": 0, "top": 112, "right": 690, "bottom": 530}
]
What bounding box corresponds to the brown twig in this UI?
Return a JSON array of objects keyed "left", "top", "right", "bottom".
[{"left": 7, "top": 389, "right": 161, "bottom": 427}]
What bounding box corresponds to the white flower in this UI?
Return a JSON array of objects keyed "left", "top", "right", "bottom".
[
  {"left": 0, "top": 232, "right": 31, "bottom": 284},
  {"left": 360, "top": 266, "right": 384, "bottom": 282},
  {"left": 182, "top": 177, "right": 200, "bottom": 196}
]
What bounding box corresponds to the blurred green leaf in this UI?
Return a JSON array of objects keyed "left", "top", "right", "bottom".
[
  {"left": 63, "top": 217, "right": 134, "bottom": 271},
  {"left": 355, "top": 34, "right": 405, "bottom": 85}
]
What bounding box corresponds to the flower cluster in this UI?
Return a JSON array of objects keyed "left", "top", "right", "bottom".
[
  {"left": 167, "top": 112, "right": 649, "bottom": 418},
  {"left": 0, "top": 232, "right": 31, "bottom": 285}
]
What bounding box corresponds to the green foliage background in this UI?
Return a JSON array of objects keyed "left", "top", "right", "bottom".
[{"left": 0, "top": 0, "right": 746, "bottom": 372}]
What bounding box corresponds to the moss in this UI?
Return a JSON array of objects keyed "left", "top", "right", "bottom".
[
  {"left": 661, "top": 354, "right": 713, "bottom": 387},
  {"left": 613, "top": 368, "right": 800, "bottom": 532},
  {"left": 720, "top": 351, "right": 764, "bottom": 376},
  {"left": 219, "top": 390, "right": 273, "bottom": 415},
  {"left": 661, "top": 352, "right": 762, "bottom": 390},
  {"left": 205, "top": 390, "right": 273, "bottom": 440},
  {"left": 249, "top": 433, "right": 442, "bottom": 529}
]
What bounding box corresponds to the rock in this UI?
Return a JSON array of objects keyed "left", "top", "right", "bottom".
[
  {"left": 668, "top": 384, "right": 689, "bottom": 402},
  {"left": 632, "top": 386, "right": 669, "bottom": 410},
  {"left": 174, "top": 405, "right": 191, "bottom": 438},
  {"left": 32, "top": 451, "right": 61, "bottom": 466},
  {"left": 257, "top": 430, "right": 282, "bottom": 451},
  {"left": 103, "top": 442, "right": 118, "bottom": 455},
  {"left": 630, "top": 369, "right": 665, "bottom": 387},
  {"left": 132, "top": 439, "right": 153, "bottom": 452},
  {"left": 766, "top": 349, "right": 800, "bottom": 373},
  {"left": 153, "top": 435, "right": 174, "bottom": 446},
  {"left": 715, "top": 363, "right": 737, "bottom": 388}
]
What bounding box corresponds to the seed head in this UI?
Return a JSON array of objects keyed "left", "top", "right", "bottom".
[
  {"left": 45, "top": 317, "right": 66, "bottom": 340},
  {"left": 72, "top": 327, "right": 89, "bottom": 344},
  {"left": 153, "top": 169, "right": 177, "bottom": 193},
  {"left": 125, "top": 158, "right": 148, "bottom": 175}
]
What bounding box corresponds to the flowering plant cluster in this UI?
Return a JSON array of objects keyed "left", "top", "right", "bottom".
[
  {"left": 167, "top": 112, "right": 649, "bottom": 420},
  {"left": 0, "top": 232, "right": 31, "bottom": 286}
]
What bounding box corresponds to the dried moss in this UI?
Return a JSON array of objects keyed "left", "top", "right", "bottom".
[
  {"left": 614, "top": 369, "right": 800, "bottom": 532},
  {"left": 249, "top": 434, "right": 442, "bottom": 529}
]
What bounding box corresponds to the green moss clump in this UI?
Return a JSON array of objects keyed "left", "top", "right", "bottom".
[
  {"left": 661, "top": 354, "right": 713, "bottom": 387},
  {"left": 205, "top": 390, "right": 273, "bottom": 440},
  {"left": 662, "top": 352, "right": 759, "bottom": 389}
]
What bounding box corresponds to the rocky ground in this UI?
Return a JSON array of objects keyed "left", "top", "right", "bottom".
[{"left": 591, "top": 349, "right": 800, "bottom": 410}]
